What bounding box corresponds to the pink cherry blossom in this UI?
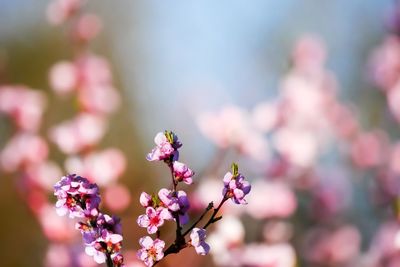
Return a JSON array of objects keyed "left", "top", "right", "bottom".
[
  {"left": 190, "top": 228, "right": 210, "bottom": 255},
  {"left": 85, "top": 232, "right": 123, "bottom": 264},
  {"left": 173, "top": 161, "right": 194, "bottom": 184},
  {"left": 137, "top": 236, "right": 165, "bottom": 267},
  {"left": 158, "top": 188, "right": 180, "bottom": 211},
  {"left": 146, "top": 131, "right": 181, "bottom": 161},
  {"left": 53, "top": 174, "right": 101, "bottom": 218},
  {"left": 157, "top": 188, "right": 189, "bottom": 223},
  {"left": 139, "top": 192, "right": 153, "bottom": 208},
  {"left": 85, "top": 245, "right": 107, "bottom": 264},
  {"left": 222, "top": 170, "right": 251, "bottom": 205},
  {"left": 137, "top": 207, "right": 170, "bottom": 234}
]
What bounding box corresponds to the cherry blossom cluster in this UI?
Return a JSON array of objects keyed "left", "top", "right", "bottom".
[
  {"left": 54, "top": 174, "right": 125, "bottom": 266},
  {"left": 137, "top": 131, "right": 250, "bottom": 267}
]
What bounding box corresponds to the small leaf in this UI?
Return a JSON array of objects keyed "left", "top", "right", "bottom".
[{"left": 231, "top": 162, "right": 239, "bottom": 177}]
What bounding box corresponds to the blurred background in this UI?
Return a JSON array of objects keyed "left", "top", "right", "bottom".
[{"left": 1, "top": 0, "right": 400, "bottom": 266}]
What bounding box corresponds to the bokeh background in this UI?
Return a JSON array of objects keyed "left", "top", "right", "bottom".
[{"left": 1, "top": 0, "right": 399, "bottom": 266}]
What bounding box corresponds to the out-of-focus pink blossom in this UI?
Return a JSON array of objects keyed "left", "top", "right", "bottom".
[
  {"left": 49, "top": 54, "right": 120, "bottom": 115},
  {"left": 388, "top": 81, "right": 400, "bottom": 123},
  {"left": 292, "top": 34, "right": 327, "bottom": 74},
  {"left": 64, "top": 148, "right": 126, "bottom": 186},
  {"left": 45, "top": 243, "right": 98, "bottom": 267},
  {"left": 373, "top": 170, "right": 400, "bottom": 204},
  {"left": 38, "top": 204, "right": 77, "bottom": 242},
  {"left": 303, "top": 225, "right": 361, "bottom": 265},
  {"left": 49, "top": 113, "right": 107, "bottom": 154},
  {"left": 369, "top": 35, "right": 400, "bottom": 90},
  {"left": 390, "top": 142, "right": 400, "bottom": 174},
  {"left": 273, "top": 128, "right": 319, "bottom": 168},
  {"left": 280, "top": 71, "right": 336, "bottom": 125},
  {"left": 350, "top": 130, "right": 388, "bottom": 169},
  {"left": 246, "top": 180, "right": 296, "bottom": 219},
  {"left": 46, "top": 0, "right": 81, "bottom": 25},
  {"left": 123, "top": 250, "right": 146, "bottom": 267},
  {"left": 72, "top": 13, "right": 102, "bottom": 43},
  {"left": 78, "top": 85, "right": 121, "bottom": 115},
  {"left": 104, "top": 184, "right": 131, "bottom": 212},
  {"left": 237, "top": 131, "right": 270, "bottom": 162},
  {"left": 197, "top": 105, "right": 249, "bottom": 149},
  {"left": 0, "top": 85, "right": 47, "bottom": 132},
  {"left": 45, "top": 244, "right": 72, "bottom": 267},
  {"left": 207, "top": 215, "right": 245, "bottom": 266},
  {"left": 369, "top": 221, "right": 400, "bottom": 260},
  {"left": 0, "top": 133, "right": 48, "bottom": 172},
  {"left": 328, "top": 102, "right": 360, "bottom": 140},
  {"left": 191, "top": 177, "right": 224, "bottom": 211},
  {"left": 263, "top": 221, "right": 293, "bottom": 243},
  {"left": 76, "top": 54, "right": 112, "bottom": 89},
  {"left": 310, "top": 169, "right": 352, "bottom": 220},
  {"left": 311, "top": 186, "right": 347, "bottom": 219},
  {"left": 25, "top": 161, "right": 62, "bottom": 191},
  {"left": 208, "top": 215, "right": 245, "bottom": 249},
  {"left": 239, "top": 243, "right": 296, "bottom": 267},
  {"left": 49, "top": 61, "right": 77, "bottom": 95},
  {"left": 251, "top": 101, "right": 279, "bottom": 133},
  {"left": 197, "top": 105, "right": 269, "bottom": 161}
]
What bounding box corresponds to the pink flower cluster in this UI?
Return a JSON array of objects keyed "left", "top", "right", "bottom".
[
  {"left": 137, "top": 131, "right": 250, "bottom": 267},
  {"left": 54, "top": 174, "right": 125, "bottom": 266}
]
